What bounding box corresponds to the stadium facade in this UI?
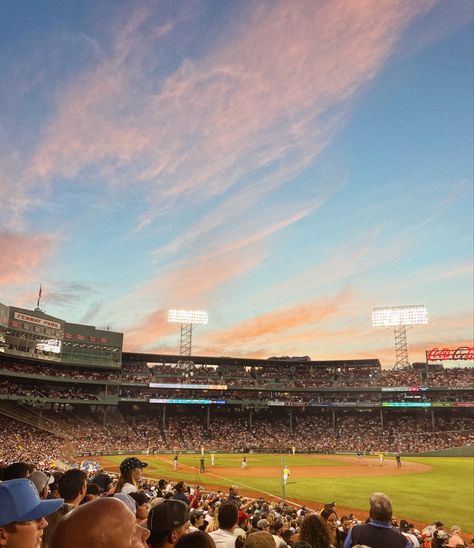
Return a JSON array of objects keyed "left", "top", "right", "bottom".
[{"left": 0, "top": 303, "right": 472, "bottom": 457}]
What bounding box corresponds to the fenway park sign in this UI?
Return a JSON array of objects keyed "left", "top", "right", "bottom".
[{"left": 426, "top": 347, "right": 474, "bottom": 361}]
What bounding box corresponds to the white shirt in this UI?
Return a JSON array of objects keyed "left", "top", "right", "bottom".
[
  {"left": 273, "top": 534, "right": 288, "bottom": 547},
  {"left": 121, "top": 483, "right": 137, "bottom": 495},
  {"left": 210, "top": 528, "right": 238, "bottom": 548}
]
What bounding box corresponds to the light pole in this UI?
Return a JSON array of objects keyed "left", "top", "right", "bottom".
[
  {"left": 168, "top": 310, "right": 208, "bottom": 372},
  {"left": 372, "top": 305, "right": 428, "bottom": 369}
]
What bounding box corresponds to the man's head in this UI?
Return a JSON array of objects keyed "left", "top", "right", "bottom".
[
  {"left": 271, "top": 520, "right": 284, "bottom": 536},
  {"left": 189, "top": 509, "right": 204, "bottom": 528},
  {"left": 0, "top": 478, "right": 64, "bottom": 548},
  {"left": 244, "top": 531, "right": 276, "bottom": 548},
  {"left": 50, "top": 497, "right": 149, "bottom": 548},
  {"left": 257, "top": 519, "right": 270, "bottom": 531},
  {"left": 29, "top": 471, "right": 54, "bottom": 500},
  {"left": 147, "top": 499, "right": 190, "bottom": 548},
  {"left": 229, "top": 485, "right": 239, "bottom": 497},
  {"left": 340, "top": 516, "right": 352, "bottom": 533},
  {"left": 368, "top": 492, "right": 393, "bottom": 522},
  {"left": 2, "top": 463, "right": 30, "bottom": 481},
  {"left": 217, "top": 502, "right": 238, "bottom": 531},
  {"left": 58, "top": 469, "right": 87, "bottom": 504}
]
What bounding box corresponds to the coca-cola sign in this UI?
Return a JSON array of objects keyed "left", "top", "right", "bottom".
[{"left": 426, "top": 347, "right": 474, "bottom": 361}]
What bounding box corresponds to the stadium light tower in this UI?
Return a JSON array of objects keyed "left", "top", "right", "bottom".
[
  {"left": 168, "top": 309, "right": 208, "bottom": 357},
  {"left": 372, "top": 305, "right": 428, "bottom": 369}
]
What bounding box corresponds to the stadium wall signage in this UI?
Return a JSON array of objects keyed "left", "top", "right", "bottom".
[
  {"left": 426, "top": 346, "right": 474, "bottom": 361},
  {"left": 13, "top": 311, "right": 62, "bottom": 330}
]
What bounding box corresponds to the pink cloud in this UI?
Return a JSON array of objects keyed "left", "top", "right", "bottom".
[
  {"left": 29, "top": 0, "right": 435, "bottom": 226},
  {"left": 199, "top": 287, "right": 353, "bottom": 350},
  {"left": 0, "top": 232, "right": 58, "bottom": 285}
]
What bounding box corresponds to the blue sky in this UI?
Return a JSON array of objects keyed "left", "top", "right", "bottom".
[{"left": 1, "top": 0, "right": 472, "bottom": 366}]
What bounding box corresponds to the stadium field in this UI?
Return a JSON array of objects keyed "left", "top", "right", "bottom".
[{"left": 97, "top": 453, "right": 474, "bottom": 534}]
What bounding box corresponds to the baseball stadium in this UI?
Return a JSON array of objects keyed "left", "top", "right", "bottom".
[{"left": 0, "top": 302, "right": 473, "bottom": 546}]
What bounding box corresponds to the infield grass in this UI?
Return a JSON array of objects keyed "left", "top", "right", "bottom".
[{"left": 102, "top": 453, "right": 474, "bottom": 534}]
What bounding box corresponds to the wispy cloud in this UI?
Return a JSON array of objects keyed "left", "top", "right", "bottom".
[
  {"left": 198, "top": 287, "right": 353, "bottom": 353},
  {"left": 29, "top": 0, "right": 434, "bottom": 225}
]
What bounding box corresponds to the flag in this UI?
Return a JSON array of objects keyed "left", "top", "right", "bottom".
[{"left": 36, "top": 285, "right": 42, "bottom": 309}]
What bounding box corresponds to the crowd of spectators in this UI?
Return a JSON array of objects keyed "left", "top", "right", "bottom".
[
  {"left": 0, "top": 379, "right": 101, "bottom": 401},
  {"left": 0, "top": 458, "right": 472, "bottom": 548},
  {"left": 0, "top": 407, "right": 472, "bottom": 464},
  {"left": 2, "top": 358, "right": 473, "bottom": 392}
]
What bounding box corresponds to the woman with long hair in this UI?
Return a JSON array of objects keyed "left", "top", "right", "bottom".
[
  {"left": 299, "top": 513, "right": 331, "bottom": 548},
  {"left": 320, "top": 508, "right": 343, "bottom": 548},
  {"left": 114, "top": 457, "right": 148, "bottom": 495}
]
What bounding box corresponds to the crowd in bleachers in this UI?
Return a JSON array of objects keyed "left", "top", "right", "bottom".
[
  {"left": 2, "top": 359, "right": 473, "bottom": 391},
  {"left": 0, "top": 360, "right": 118, "bottom": 381},
  {"left": 0, "top": 454, "right": 472, "bottom": 548},
  {"left": 1, "top": 408, "right": 473, "bottom": 463},
  {"left": 0, "top": 379, "right": 100, "bottom": 400}
]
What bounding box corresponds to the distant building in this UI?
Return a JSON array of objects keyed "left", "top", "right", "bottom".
[{"left": 0, "top": 303, "right": 122, "bottom": 368}]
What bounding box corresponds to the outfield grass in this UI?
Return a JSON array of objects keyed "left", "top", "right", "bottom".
[{"left": 103, "top": 453, "right": 474, "bottom": 533}]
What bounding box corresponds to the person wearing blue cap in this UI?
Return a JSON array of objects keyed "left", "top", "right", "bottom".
[{"left": 0, "top": 478, "right": 64, "bottom": 547}]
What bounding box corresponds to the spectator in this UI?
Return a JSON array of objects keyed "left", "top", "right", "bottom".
[
  {"left": 189, "top": 509, "right": 206, "bottom": 532},
  {"left": 210, "top": 502, "right": 239, "bottom": 547},
  {"left": 271, "top": 520, "right": 288, "bottom": 547},
  {"left": 343, "top": 492, "right": 410, "bottom": 548},
  {"left": 299, "top": 513, "right": 330, "bottom": 548},
  {"left": 0, "top": 478, "right": 63, "bottom": 548},
  {"left": 116, "top": 457, "right": 148, "bottom": 495},
  {"left": 447, "top": 526, "right": 465, "bottom": 548},
  {"left": 320, "top": 507, "right": 343, "bottom": 548},
  {"left": 2, "top": 462, "right": 30, "bottom": 481},
  {"left": 90, "top": 469, "right": 114, "bottom": 495},
  {"left": 175, "top": 530, "right": 216, "bottom": 548},
  {"left": 43, "top": 469, "right": 87, "bottom": 548},
  {"left": 244, "top": 531, "right": 277, "bottom": 547},
  {"left": 50, "top": 496, "right": 150, "bottom": 547},
  {"left": 29, "top": 470, "right": 54, "bottom": 500},
  {"left": 172, "top": 482, "right": 190, "bottom": 506},
  {"left": 129, "top": 490, "right": 151, "bottom": 525},
  {"left": 339, "top": 517, "right": 352, "bottom": 544},
  {"left": 147, "top": 499, "right": 190, "bottom": 548}
]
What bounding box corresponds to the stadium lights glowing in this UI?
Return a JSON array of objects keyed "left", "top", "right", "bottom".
[
  {"left": 168, "top": 309, "right": 209, "bottom": 357},
  {"left": 372, "top": 305, "right": 428, "bottom": 328},
  {"left": 168, "top": 310, "right": 208, "bottom": 325}
]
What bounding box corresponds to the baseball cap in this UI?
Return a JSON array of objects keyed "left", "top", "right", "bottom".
[
  {"left": 119, "top": 457, "right": 148, "bottom": 473},
  {"left": 129, "top": 490, "right": 150, "bottom": 507},
  {"left": 148, "top": 499, "right": 190, "bottom": 534},
  {"left": 257, "top": 518, "right": 270, "bottom": 529},
  {"left": 238, "top": 511, "right": 250, "bottom": 522},
  {"left": 90, "top": 472, "right": 112, "bottom": 491},
  {"left": 0, "top": 479, "right": 64, "bottom": 527},
  {"left": 435, "top": 521, "right": 444, "bottom": 527},
  {"left": 29, "top": 471, "right": 54, "bottom": 495},
  {"left": 113, "top": 493, "right": 137, "bottom": 514}
]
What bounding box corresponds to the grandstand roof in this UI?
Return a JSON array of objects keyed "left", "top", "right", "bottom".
[{"left": 123, "top": 352, "right": 381, "bottom": 369}]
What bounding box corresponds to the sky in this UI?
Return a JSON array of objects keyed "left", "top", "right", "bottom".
[{"left": 1, "top": 0, "right": 473, "bottom": 367}]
